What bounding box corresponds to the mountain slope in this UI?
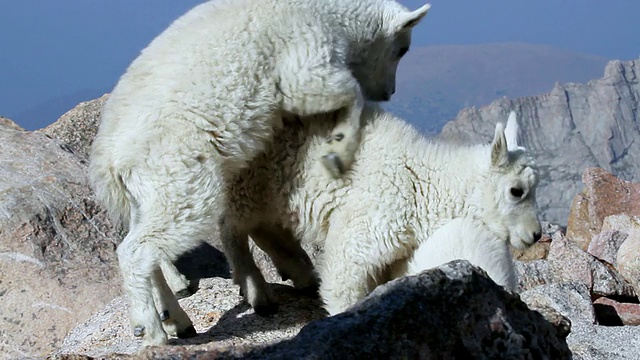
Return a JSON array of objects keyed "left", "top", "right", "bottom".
[
  {"left": 439, "top": 59, "right": 640, "bottom": 225},
  {"left": 385, "top": 42, "right": 609, "bottom": 133}
]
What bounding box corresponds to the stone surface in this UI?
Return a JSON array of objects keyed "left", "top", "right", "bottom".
[
  {"left": 519, "top": 282, "right": 595, "bottom": 326},
  {"left": 515, "top": 260, "right": 552, "bottom": 292},
  {"left": 547, "top": 232, "right": 636, "bottom": 299},
  {"left": 440, "top": 60, "right": 640, "bottom": 225},
  {"left": 0, "top": 115, "right": 25, "bottom": 131},
  {"left": 38, "top": 94, "right": 109, "bottom": 159},
  {"left": 616, "top": 227, "right": 640, "bottom": 297},
  {"left": 587, "top": 229, "right": 628, "bottom": 264},
  {"left": 567, "top": 324, "right": 640, "bottom": 360},
  {"left": 0, "top": 125, "right": 122, "bottom": 358},
  {"left": 566, "top": 167, "right": 640, "bottom": 249},
  {"left": 56, "top": 261, "right": 572, "bottom": 359},
  {"left": 593, "top": 297, "right": 640, "bottom": 326}
]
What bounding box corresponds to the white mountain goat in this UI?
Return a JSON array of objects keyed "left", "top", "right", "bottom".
[
  {"left": 218, "top": 106, "right": 542, "bottom": 315},
  {"left": 89, "top": 0, "right": 431, "bottom": 346},
  {"left": 399, "top": 217, "right": 519, "bottom": 291},
  {"left": 396, "top": 112, "right": 532, "bottom": 292}
]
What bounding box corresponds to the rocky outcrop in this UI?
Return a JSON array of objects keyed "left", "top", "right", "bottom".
[
  {"left": 5, "top": 63, "right": 640, "bottom": 359},
  {"left": 53, "top": 261, "right": 572, "bottom": 359},
  {"left": 38, "top": 94, "right": 109, "bottom": 159},
  {"left": 0, "top": 119, "right": 122, "bottom": 358},
  {"left": 513, "top": 168, "right": 640, "bottom": 359},
  {"left": 440, "top": 59, "right": 640, "bottom": 225},
  {"left": 0, "top": 115, "right": 25, "bottom": 131}
]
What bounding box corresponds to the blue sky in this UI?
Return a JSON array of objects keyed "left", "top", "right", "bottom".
[{"left": 0, "top": 0, "right": 638, "bottom": 130}]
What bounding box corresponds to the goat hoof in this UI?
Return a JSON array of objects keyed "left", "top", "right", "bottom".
[
  {"left": 175, "top": 288, "right": 193, "bottom": 299},
  {"left": 133, "top": 326, "right": 145, "bottom": 338},
  {"left": 160, "top": 310, "right": 170, "bottom": 321},
  {"left": 177, "top": 325, "right": 197, "bottom": 339},
  {"left": 254, "top": 302, "right": 279, "bottom": 317},
  {"left": 278, "top": 271, "right": 290, "bottom": 282},
  {"left": 321, "top": 153, "right": 344, "bottom": 179}
]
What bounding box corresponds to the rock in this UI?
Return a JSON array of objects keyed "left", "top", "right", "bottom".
[
  {"left": 56, "top": 260, "right": 572, "bottom": 359},
  {"left": 567, "top": 324, "right": 640, "bottom": 360},
  {"left": 566, "top": 168, "right": 640, "bottom": 249},
  {"left": 593, "top": 297, "right": 640, "bottom": 326},
  {"left": 602, "top": 213, "right": 640, "bottom": 233},
  {"left": 616, "top": 226, "right": 640, "bottom": 297},
  {"left": 547, "top": 233, "right": 595, "bottom": 286},
  {"left": 0, "top": 125, "right": 122, "bottom": 358},
  {"left": 515, "top": 259, "right": 553, "bottom": 292},
  {"left": 587, "top": 229, "right": 628, "bottom": 264},
  {"left": 0, "top": 115, "right": 25, "bottom": 131},
  {"left": 547, "top": 232, "right": 635, "bottom": 299},
  {"left": 566, "top": 190, "right": 593, "bottom": 250},
  {"left": 517, "top": 274, "right": 640, "bottom": 359},
  {"left": 440, "top": 59, "right": 640, "bottom": 225},
  {"left": 520, "top": 282, "right": 595, "bottom": 326},
  {"left": 38, "top": 94, "right": 109, "bottom": 159}
]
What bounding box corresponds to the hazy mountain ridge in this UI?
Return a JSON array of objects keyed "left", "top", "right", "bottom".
[
  {"left": 439, "top": 59, "right": 640, "bottom": 225},
  {"left": 385, "top": 42, "right": 609, "bottom": 133}
]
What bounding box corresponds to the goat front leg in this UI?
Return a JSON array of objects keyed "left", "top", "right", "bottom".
[
  {"left": 220, "top": 219, "right": 278, "bottom": 315},
  {"left": 150, "top": 267, "right": 196, "bottom": 338},
  {"left": 279, "top": 63, "right": 365, "bottom": 178}
]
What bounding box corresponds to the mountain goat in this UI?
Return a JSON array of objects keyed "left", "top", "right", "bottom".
[
  {"left": 218, "top": 107, "right": 542, "bottom": 315},
  {"left": 89, "top": 0, "right": 430, "bottom": 346},
  {"left": 392, "top": 112, "right": 532, "bottom": 292}
]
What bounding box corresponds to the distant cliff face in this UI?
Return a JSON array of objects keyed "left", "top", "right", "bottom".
[{"left": 440, "top": 60, "right": 640, "bottom": 225}]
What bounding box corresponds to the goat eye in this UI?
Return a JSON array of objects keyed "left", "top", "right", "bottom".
[
  {"left": 510, "top": 187, "right": 525, "bottom": 198},
  {"left": 397, "top": 46, "right": 409, "bottom": 58}
]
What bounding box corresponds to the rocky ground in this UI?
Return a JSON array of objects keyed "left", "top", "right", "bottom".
[
  {"left": 46, "top": 166, "right": 640, "bottom": 360},
  {"left": 1, "top": 60, "right": 640, "bottom": 358}
]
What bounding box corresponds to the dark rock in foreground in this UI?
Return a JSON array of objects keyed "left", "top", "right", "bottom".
[{"left": 53, "top": 260, "right": 572, "bottom": 360}]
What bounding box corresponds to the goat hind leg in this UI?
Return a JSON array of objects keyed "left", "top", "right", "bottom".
[
  {"left": 117, "top": 235, "right": 167, "bottom": 346},
  {"left": 151, "top": 267, "right": 196, "bottom": 338}
]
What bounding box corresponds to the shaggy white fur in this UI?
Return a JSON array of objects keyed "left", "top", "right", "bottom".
[
  {"left": 397, "top": 112, "right": 531, "bottom": 292},
  {"left": 221, "top": 106, "right": 541, "bottom": 315},
  {"left": 89, "top": 0, "right": 430, "bottom": 346},
  {"left": 402, "top": 217, "right": 519, "bottom": 291}
]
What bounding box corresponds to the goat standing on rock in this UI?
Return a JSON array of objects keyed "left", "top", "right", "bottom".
[{"left": 89, "top": 0, "right": 430, "bottom": 347}]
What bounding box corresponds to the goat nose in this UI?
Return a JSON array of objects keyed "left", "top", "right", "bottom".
[{"left": 533, "top": 231, "right": 542, "bottom": 242}]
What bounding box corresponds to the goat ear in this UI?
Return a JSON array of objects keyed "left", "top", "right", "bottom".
[
  {"left": 504, "top": 111, "right": 520, "bottom": 151},
  {"left": 390, "top": 3, "right": 431, "bottom": 33},
  {"left": 491, "top": 122, "right": 509, "bottom": 167}
]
